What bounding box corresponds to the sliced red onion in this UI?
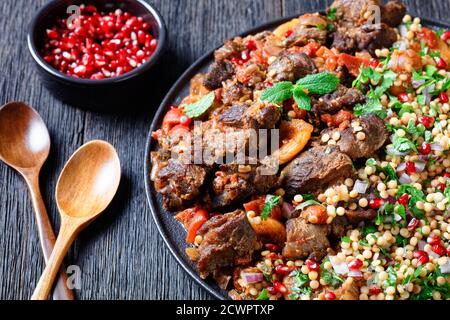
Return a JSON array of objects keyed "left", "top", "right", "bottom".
[
  {"left": 414, "top": 161, "right": 426, "bottom": 172},
  {"left": 423, "top": 83, "right": 436, "bottom": 105},
  {"left": 440, "top": 259, "right": 450, "bottom": 274},
  {"left": 394, "top": 213, "right": 403, "bottom": 222},
  {"left": 281, "top": 202, "right": 295, "bottom": 219},
  {"left": 419, "top": 155, "right": 441, "bottom": 162},
  {"left": 418, "top": 240, "right": 426, "bottom": 250},
  {"left": 354, "top": 180, "right": 368, "bottom": 194},
  {"left": 412, "top": 79, "right": 425, "bottom": 89},
  {"left": 397, "top": 162, "right": 406, "bottom": 172},
  {"left": 395, "top": 40, "right": 408, "bottom": 51},
  {"left": 348, "top": 270, "right": 363, "bottom": 278},
  {"left": 329, "top": 255, "right": 349, "bottom": 275},
  {"left": 387, "top": 108, "right": 394, "bottom": 118},
  {"left": 241, "top": 272, "right": 263, "bottom": 284},
  {"left": 431, "top": 143, "right": 444, "bottom": 152},
  {"left": 399, "top": 173, "right": 412, "bottom": 184},
  {"left": 398, "top": 25, "right": 408, "bottom": 37}
]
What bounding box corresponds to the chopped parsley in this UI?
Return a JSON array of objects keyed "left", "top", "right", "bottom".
[
  {"left": 341, "top": 236, "right": 351, "bottom": 243},
  {"left": 256, "top": 288, "right": 270, "bottom": 300},
  {"left": 327, "top": 7, "right": 337, "bottom": 20}
]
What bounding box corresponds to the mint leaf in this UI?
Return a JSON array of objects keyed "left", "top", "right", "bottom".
[
  {"left": 256, "top": 288, "right": 269, "bottom": 300},
  {"left": 261, "top": 195, "right": 281, "bottom": 220},
  {"left": 260, "top": 81, "right": 293, "bottom": 104},
  {"left": 183, "top": 92, "right": 215, "bottom": 118},
  {"left": 293, "top": 86, "right": 312, "bottom": 110},
  {"left": 296, "top": 72, "right": 339, "bottom": 95}
]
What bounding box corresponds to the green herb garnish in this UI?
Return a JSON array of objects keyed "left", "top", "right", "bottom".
[
  {"left": 256, "top": 288, "right": 270, "bottom": 300},
  {"left": 260, "top": 195, "right": 281, "bottom": 220},
  {"left": 183, "top": 92, "right": 215, "bottom": 118}
]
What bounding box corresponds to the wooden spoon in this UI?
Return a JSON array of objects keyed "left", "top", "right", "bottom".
[
  {"left": 0, "top": 102, "right": 74, "bottom": 300},
  {"left": 31, "top": 140, "right": 121, "bottom": 300}
]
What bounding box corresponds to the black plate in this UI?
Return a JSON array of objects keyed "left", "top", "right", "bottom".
[{"left": 144, "top": 14, "right": 449, "bottom": 300}]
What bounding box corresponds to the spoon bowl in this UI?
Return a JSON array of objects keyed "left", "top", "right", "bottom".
[
  {"left": 0, "top": 101, "right": 74, "bottom": 300},
  {"left": 32, "top": 140, "right": 121, "bottom": 300},
  {"left": 0, "top": 102, "right": 50, "bottom": 169},
  {"left": 56, "top": 140, "right": 121, "bottom": 219}
]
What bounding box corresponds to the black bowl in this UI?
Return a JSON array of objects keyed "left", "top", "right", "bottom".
[{"left": 27, "top": 0, "right": 166, "bottom": 111}]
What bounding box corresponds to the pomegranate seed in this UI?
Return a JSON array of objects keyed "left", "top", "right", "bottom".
[
  {"left": 241, "top": 50, "right": 250, "bottom": 62},
  {"left": 441, "top": 31, "right": 450, "bottom": 42},
  {"left": 306, "top": 259, "right": 320, "bottom": 272},
  {"left": 418, "top": 115, "right": 434, "bottom": 129},
  {"left": 265, "top": 243, "right": 280, "bottom": 252},
  {"left": 284, "top": 29, "right": 294, "bottom": 38},
  {"left": 267, "top": 286, "right": 277, "bottom": 295},
  {"left": 444, "top": 173, "right": 450, "bottom": 179},
  {"left": 370, "top": 59, "right": 379, "bottom": 68},
  {"left": 369, "top": 285, "right": 382, "bottom": 295},
  {"left": 324, "top": 292, "right": 336, "bottom": 300},
  {"left": 348, "top": 258, "right": 363, "bottom": 270},
  {"left": 398, "top": 194, "right": 409, "bottom": 206},
  {"left": 407, "top": 218, "right": 420, "bottom": 231},
  {"left": 273, "top": 281, "right": 287, "bottom": 294},
  {"left": 264, "top": 82, "right": 273, "bottom": 88},
  {"left": 274, "top": 264, "right": 291, "bottom": 276},
  {"left": 420, "top": 142, "right": 431, "bottom": 155},
  {"left": 46, "top": 29, "right": 59, "bottom": 40},
  {"left": 41, "top": 5, "right": 156, "bottom": 79},
  {"left": 447, "top": 246, "right": 450, "bottom": 256},
  {"left": 438, "top": 183, "right": 446, "bottom": 192},
  {"left": 406, "top": 161, "right": 416, "bottom": 174},
  {"left": 179, "top": 115, "right": 191, "bottom": 126},
  {"left": 427, "top": 236, "right": 441, "bottom": 246},
  {"left": 231, "top": 57, "right": 244, "bottom": 65},
  {"left": 245, "top": 39, "right": 257, "bottom": 51},
  {"left": 432, "top": 244, "right": 446, "bottom": 256},
  {"left": 369, "top": 198, "right": 383, "bottom": 209},
  {"left": 439, "top": 92, "right": 449, "bottom": 103},
  {"left": 398, "top": 93, "right": 409, "bottom": 103},
  {"left": 436, "top": 57, "right": 447, "bottom": 70},
  {"left": 413, "top": 250, "right": 429, "bottom": 265}
]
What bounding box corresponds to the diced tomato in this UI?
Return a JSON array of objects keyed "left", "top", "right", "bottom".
[
  {"left": 295, "top": 42, "right": 321, "bottom": 57},
  {"left": 418, "top": 27, "right": 438, "bottom": 49},
  {"left": 337, "top": 53, "right": 370, "bottom": 77},
  {"left": 161, "top": 107, "right": 185, "bottom": 134},
  {"left": 168, "top": 124, "right": 191, "bottom": 136},
  {"left": 243, "top": 196, "right": 282, "bottom": 220},
  {"left": 175, "top": 207, "right": 209, "bottom": 244}
]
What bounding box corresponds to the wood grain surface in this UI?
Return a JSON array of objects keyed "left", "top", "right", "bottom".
[{"left": 0, "top": 0, "right": 447, "bottom": 300}]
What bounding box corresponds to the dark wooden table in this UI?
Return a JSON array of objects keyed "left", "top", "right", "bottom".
[{"left": 0, "top": 0, "right": 448, "bottom": 300}]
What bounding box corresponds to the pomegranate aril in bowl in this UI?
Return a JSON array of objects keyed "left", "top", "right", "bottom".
[{"left": 27, "top": 0, "right": 166, "bottom": 110}]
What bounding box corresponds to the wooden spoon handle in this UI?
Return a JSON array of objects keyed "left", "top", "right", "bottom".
[
  {"left": 24, "top": 172, "right": 74, "bottom": 300},
  {"left": 31, "top": 219, "right": 79, "bottom": 300}
]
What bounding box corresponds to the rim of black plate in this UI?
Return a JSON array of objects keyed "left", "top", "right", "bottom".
[{"left": 144, "top": 12, "right": 449, "bottom": 300}]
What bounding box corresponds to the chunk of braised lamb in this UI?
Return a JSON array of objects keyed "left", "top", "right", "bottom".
[
  {"left": 334, "top": 114, "right": 388, "bottom": 160},
  {"left": 196, "top": 210, "right": 260, "bottom": 278},
  {"left": 283, "top": 217, "right": 330, "bottom": 261},
  {"left": 243, "top": 102, "right": 281, "bottom": 130},
  {"left": 154, "top": 158, "right": 208, "bottom": 211},
  {"left": 284, "top": 14, "right": 329, "bottom": 47},
  {"left": 203, "top": 60, "right": 234, "bottom": 90},
  {"left": 217, "top": 104, "right": 249, "bottom": 127},
  {"left": 346, "top": 208, "right": 377, "bottom": 224},
  {"left": 214, "top": 38, "right": 244, "bottom": 61},
  {"left": 331, "top": 28, "right": 358, "bottom": 53},
  {"left": 357, "top": 23, "right": 398, "bottom": 54},
  {"left": 211, "top": 161, "right": 278, "bottom": 209},
  {"left": 312, "top": 84, "right": 365, "bottom": 115},
  {"left": 280, "top": 146, "right": 354, "bottom": 198},
  {"left": 221, "top": 80, "right": 252, "bottom": 105},
  {"left": 381, "top": 1, "right": 407, "bottom": 27},
  {"left": 267, "top": 52, "right": 317, "bottom": 83}
]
